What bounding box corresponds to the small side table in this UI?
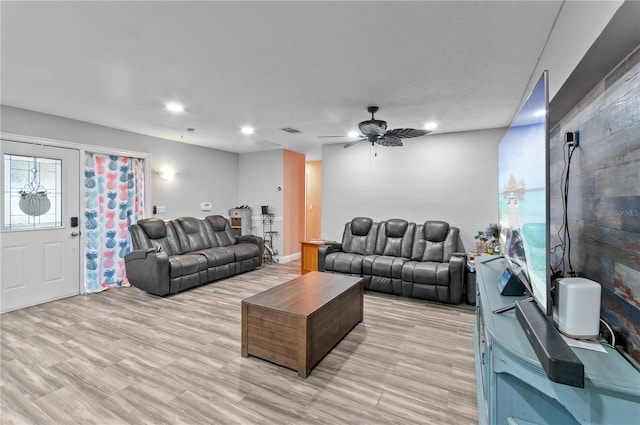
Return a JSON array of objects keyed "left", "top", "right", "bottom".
[
  {"left": 300, "top": 240, "right": 328, "bottom": 274},
  {"left": 466, "top": 259, "right": 477, "bottom": 305}
]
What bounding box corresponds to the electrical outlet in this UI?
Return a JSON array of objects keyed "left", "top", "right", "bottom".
[
  {"left": 600, "top": 321, "right": 612, "bottom": 344},
  {"left": 565, "top": 131, "right": 579, "bottom": 147}
]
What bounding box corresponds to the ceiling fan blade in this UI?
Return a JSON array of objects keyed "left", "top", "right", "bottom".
[
  {"left": 343, "top": 138, "right": 367, "bottom": 149},
  {"left": 384, "top": 128, "right": 430, "bottom": 139},
  {"left": 378, "top": 136, "right": 403, "bottom": 147}
]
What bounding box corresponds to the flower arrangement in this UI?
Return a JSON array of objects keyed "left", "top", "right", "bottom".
[
  {"left": 485, "top": 223, "right": 501, "bottom": 240},
  {"left": 474, "top": 223, "right": 501, "bottom": 254}
]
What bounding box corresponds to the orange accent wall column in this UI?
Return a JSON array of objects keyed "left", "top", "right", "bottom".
[
  {"left": 305, "top": 160, "right": 322, "bottom": 240},
  {"left": 283, "top": 150, "right": 305, "bottom": 256}
]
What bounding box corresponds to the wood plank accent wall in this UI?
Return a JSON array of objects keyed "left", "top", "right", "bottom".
[{"left": 550, "top": 47, "right": 640, "bottom": 362}]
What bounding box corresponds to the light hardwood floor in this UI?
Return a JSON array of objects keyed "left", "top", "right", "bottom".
[{"left": 0, "top": 262, "right": 478, "bottom": 424}]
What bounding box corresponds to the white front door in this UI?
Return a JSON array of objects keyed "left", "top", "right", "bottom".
[{"left": 1, "top": 140, "right": 81, "bottom": 313}]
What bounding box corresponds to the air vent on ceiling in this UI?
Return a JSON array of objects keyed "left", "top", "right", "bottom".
[{"left": 280, "top": 127, "right": 302, "bottom": 134}]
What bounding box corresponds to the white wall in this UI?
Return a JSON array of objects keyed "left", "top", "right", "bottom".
[
  {"left": 238, "top": 150, "right": 284, "bottom": 255},
  {"left": 1, "top": 105, "right": 239, "bottom": 219},
  {"left": 527, "top": 0, "right": 623, "bottom": 102},
  {"left": 148, "top": 140, "right": 238, "bottom": 218},
  {"left": 321, "top": 128, "right": 504, "bottom": 251}
]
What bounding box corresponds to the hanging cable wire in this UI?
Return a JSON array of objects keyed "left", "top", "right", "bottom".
[
  {"left": 552, "top": 143, "right": 569, "bottom": 272},
  {"left": 565, "top": 143, "right": 577, "bottom": 275},
  {"left": 600, "top": 318, "right": 616, "bottom": 347},
  {"left": 552, "top": 141, "right": 577, "bottom": 276}
]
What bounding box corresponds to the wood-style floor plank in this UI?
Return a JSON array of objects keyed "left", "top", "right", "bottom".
[{"left": 0, "top": 261, "right": 477, "bottom": 424}]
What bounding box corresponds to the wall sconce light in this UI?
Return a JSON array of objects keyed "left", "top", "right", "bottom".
[{"left": 158, "top": 166, "right": 176, "bottom": 182}]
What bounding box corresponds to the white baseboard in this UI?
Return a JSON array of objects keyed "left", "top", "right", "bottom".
[{"left": 277, "top": 252, "right": 301, "bottom": 264}]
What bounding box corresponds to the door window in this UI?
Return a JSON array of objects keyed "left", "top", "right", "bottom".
[{"left": 3, "top": 154, "right": 63, "bottom": 229}]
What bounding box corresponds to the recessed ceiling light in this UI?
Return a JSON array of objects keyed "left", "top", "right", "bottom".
[
  {"left": 166, "top": 103, "right": 184, "bottom": 113},
  {"left": 348, "top": 130, "right": 360, "bottom": 139},
  {"left": 534, "top": 109, "right": 546, "bottom": 117},
  {"left": 241, "top": 126, "right": 255, "bottom": 135},
  {"left": 424, "top": 121, "right": 438, "bottom": 131}
]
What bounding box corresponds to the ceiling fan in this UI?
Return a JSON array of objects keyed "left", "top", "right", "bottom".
[{"left": 319, "top": 106, "right": 431, "bottom": 149}]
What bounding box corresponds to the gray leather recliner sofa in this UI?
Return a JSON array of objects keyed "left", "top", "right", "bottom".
[
  {"left": 318, "top": 217, "right": 465, "bottom": 304},
  {"left": 125, "top": 215, "right": 263, "bottom": 296}
]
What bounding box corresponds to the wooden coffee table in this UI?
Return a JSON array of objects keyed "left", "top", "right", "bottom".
[{"left": 241, "top": 271, "right": 364, "bottom": 378}]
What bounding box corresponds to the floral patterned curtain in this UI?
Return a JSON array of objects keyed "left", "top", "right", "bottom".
[{"left": 84, "top": 152, "right": 144, "bottom": 293}]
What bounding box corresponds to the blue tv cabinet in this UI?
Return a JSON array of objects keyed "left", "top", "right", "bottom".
[{"left": 474, "top": 256, "right": 640, "bottom": 424}]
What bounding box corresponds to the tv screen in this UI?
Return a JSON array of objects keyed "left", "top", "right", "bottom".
[{"left": 498, "top": 71, "right": 551, "bottom": 316}]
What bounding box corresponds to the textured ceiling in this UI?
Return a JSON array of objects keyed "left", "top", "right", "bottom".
[{"left": 1, "top": 1, "right": 567, "bottom": 157}]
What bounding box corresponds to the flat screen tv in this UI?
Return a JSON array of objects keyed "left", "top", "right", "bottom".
[{"left": 497, "top": 71, "right": 551, "bottom": 317}]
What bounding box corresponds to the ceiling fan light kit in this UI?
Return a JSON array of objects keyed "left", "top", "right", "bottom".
[{"left": 319, "top": 106, "right": 431, "bottom": 150}]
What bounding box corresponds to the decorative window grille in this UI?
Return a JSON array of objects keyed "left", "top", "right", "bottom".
[{"left": 3, "top": 154, "right": 62, "bottom": 230}]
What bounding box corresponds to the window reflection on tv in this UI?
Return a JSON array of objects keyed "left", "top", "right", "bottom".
[{"left": 498, "top": 71, "right": 551, "bottom": 316}]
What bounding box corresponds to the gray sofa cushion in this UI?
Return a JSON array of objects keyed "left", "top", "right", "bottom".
[
  {"left": 138, "top": 218, "right": 166, "bottom": 238},
  {"left": 342, "top": 217, "right": 378, "bottom": 255},
  {"left": 410, "top": 220, "right": 458, "bottom": 262},
  {"left": 364, "top": 255, "right": 408, "bottom": 278},
  {"left": 226, "top": 243, "right": 260, "bottom": 261},
  {"left": 363, "top": 255, "right": 408, "bottom": 295},
  {"left": 323, "top": 217, "right": 379, "bottom": 275},
  {"left": 135, "top": 218, "right": 183, "bottom": 255},
  {"left": 204, "top": 215, "right": 237, "bottom": 247},
  {"left": 324, "top": 252, "right": 368, "bottom": 275},
  {"left": 175, "top": 216, "right": 212, "bottom": 251},
  {"left": 402, "top": 261, "right": 450, "bottom": 285},
  {"left": 403, "top": 261, "right": 454, "bottom": 301},
  {"left": 168, "top": 254, "right": 208, "bottom": 278},
  {"left": 195, "top": 247, "right": 234, "bottom": 267},
  {"left": 423, "top": 220, "right": 450, "bottom": 262},
  {"left": 375, "top": 219, "right": 415, "bottom": 257}
]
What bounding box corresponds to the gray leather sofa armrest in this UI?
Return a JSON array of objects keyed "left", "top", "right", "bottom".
[
  {"left": 237, "top": 235, "right": 264, "bottom": 263},
  {"left": 237, "top": 234, "right": 262, "bottom": 245},
  {"left": 318, "top": 242, "right": 343, "bottom": 272},
  {"left": 448, "top": 253, "right": 466, "bottom": 304},
  {"left": 124, "top": 249, "right": 171, "bottom": 296},
  {"left": 125, "top": 248, "right": 157, "bottom": 261}
]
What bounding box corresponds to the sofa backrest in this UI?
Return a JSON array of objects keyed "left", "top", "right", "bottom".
[
  {"left": 133, "top": 217, "right": 184, "bottom": 255},
  {"left": 204, "top": 215, "right": 237, "bottom": 247},
  {"left": 375, "top": 219, "right": 415, "bottom": 258},
  {"left": 130, "top": 216, "right": 240, "bottom": 254},
  {"left": 129, "top": 223, "right": 149, "bottom": 251},
  {"left": 341, "top": 217, "right": 378, "bottom": 255},
  {"left": 174, "top": 217, "right": 212, "bottom": 251},
  {"left": 411, "top": 220, "right": 458, "bottom": 262}
]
